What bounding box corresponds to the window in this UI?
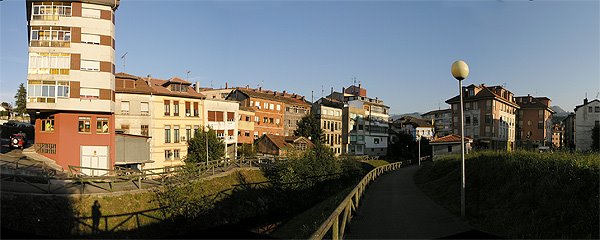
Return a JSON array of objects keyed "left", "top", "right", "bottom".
[
  {"left": 275, "top": 118, "right": 280, "bottom": 125},
  {"left": 121, "top": 101, "right": 130, "bottom": 114},
  {"left": 164, "top": 150, "right": 172, "bottom": 161},
  {"left": 80, "top": 60, "right": 100, "bottom": 71},
  {"left": 217, "top": 130, "right": 225, "bottom": 138},
  {"left": 227, "top": 112, "right": 235, "bottom": 122},
  {"left": 28, "top": 52, "right": 70, "bottom": 75},
  {"left": 164, "top": 100, "right": 170, "bottom": 116},
  {"left": 80, "top": 88, "right": 99, "bottom": 99},
  {"left": 254, "top": 131, "right": 259, "bottom": 139},
  {"left": 193, "top": 125, "right": 200, "bottom": 135},
  {"left": 263, "top": 117, "right": 268, "bottom": 123},
  {"left": 31, "top": 2, "right": 71, "bottom": 20},
  {"left": 96, "top": 118, "right": 109, "bottom": 133},
  {"left": 170, "top": 84, "right": 187, "bottom": 92},
  {"left": 245, "top": 131, "right": 250, "bottom": 137},
  {"left": 485, "top": 114, "right": 492, "bottom": 124},
  {"left": 30, "top": 26, "right": 71, "bottom": 47},
  {"left": 81, "top": 33, "right": 100, "bottom": 45},
  {"left": 596, "top": 106, "right": 600, "bottom": 113},
  {"left": 185, "top": 102, "right": 191, "bottom": 116},
  {"left": 255, "top": 116, "right": 259, "bottom": 122},
  {"left": 193, "top": 102, "right": 199, "bottom": 117},
  {"left": 269, "top": 118, "right": 274, "bottom": 124},
  {"left": 185, "top": 126, "right": 192, "bottom": 141},
  {"left": 466, "top": 116, "right": 471, "bottom": 125},
  {"left": 173, "top": 149, "right": 181, "bottom": 160},
  {"left": 228, "top": 129, "right": 234, "bottom": 136},
  {"left": 473, "top": 116, "right": 478, "bottom": 126},
  {"left": 589, "top": 107, "right": 593, "bottom": 113},
  {"left": 141, "top": 102, "right": 149, "bottom": 115},
  {"left": 269, "top": 103, "right": 274, "bottom": 110},
  {"left": 538, "top": 121, "right": 543, "bottom": 130},
  {"left": 255, "top": 101, "right": 260, "bottom": 108},
  {"left": 246, "top": 116, "right": 251, "bottom": 121},
  {"left": 164, "top": 126, "right": 171, "bottom": 143},
  {"left": 41, "top": 117, "right": 54, "bottom": 132},
  {"left": 374, "top": 138, "right": 380, "bottom": 144},
  {"left": 78, "top": 117, "right": 91, "bottom": 133},
  {"left": 448, "top": 146, "right": 452, "bottom": 152},
  {"left": 141, "top": 125, "right": 149, "bottom": 136},
  {"left": 208, "top": 111, "right": 224, "bottom": 122},
  {"left": 173, "top": 101, "right": 179, "bottom": 116},
  {"left": 276, "top": 104, "right": 281, "bottom": 111},
  {"left": 264, "top": 102, "right": 268, "bottom": 109},
  {"left": 82, "top": 8, "right": 101, "bottom": 18},
  {"left": 27, "top": 80, "right": 69, "bottom": 103},
  {"left": 174, "top": 125, "right": 180, "bottom": 143}
]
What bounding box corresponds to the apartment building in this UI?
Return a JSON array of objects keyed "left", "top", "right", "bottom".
[
  {"left": 392, "top": 116, "right": 435, "bottom": 140},
  {"left": 313, "top": 97, "right": 344, "bottom": 156},
  {"left": 283, "top": 94, "right": 311, "bottom": 136},
  {"left": 574, "top": 98, "right": 600, "bottom": 151},
  {"left": 332, "top": 84, "right": 390, "bottom": 157},
  {"left": 551, "top": 123, "right": 564, "bottom": 149},
  {"left": 202, "top": 98, "right": 239, "bottom": 159},
  {"left": 115, "top": 73, "right": 205, "bottom": 169},
  {"left": 227, "top": 87, "right": 305, "bottom": 137},
  {"left": 237, "top": 107, "right": 256, "bottom": 145},
  {"left": 446, "top": 84, "right": 519, "bottom": 150},
  {"left": 562, "top": 113, "right": 576, "bottom": 150},
  {"left": 26, "top": 0, "right": 119, "bottom": 172},
  {"left": 421, "top": 109, "right": 452, "bottom": 137},
  {"left": 514, "top": 95, "right": 555, "bottom": 148}
]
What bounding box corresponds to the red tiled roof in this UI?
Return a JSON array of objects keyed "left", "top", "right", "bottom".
[
  {"left": 235, "top": 88, "right": 311, "bottom": 106},
  {"left": 165, "top": 77, "right": 191, "bottom": 85},
  {"left": 430, "top": 134, "right": 473, "bottom": 144},
  {"left": 264, "top": 134, "right": 315, "bottom": 149},
  {"left": 115, "top": 72, "right": 205, "bottom": 99},
  {"left": 446, "top": 84, "right": 519, "bottom": 108}
]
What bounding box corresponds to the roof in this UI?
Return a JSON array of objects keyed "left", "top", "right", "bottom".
[
  {"left": 234, "top": 88, "right": 311, "bottom": 107},
  {"left": 239, "top": 106, "right": 256, "bottom": 112},
  {"left": 315, "top": 97, "right": 344, "bottom": 109},
  {"left": 446, "top": 84, "right": 519, "bottom": 108},
  {"left": 263, "top": 134, "right": 315, "bottom": 149},
  {"left": 517, "top": 101, "right": 555, "bottom": 113},
  {"left": 115, "top": 72, "right": 205, "bottom": 99},
  {"left": 574, "top": 99, "right": 600, "bottom": 112},
  {"left": 393, "top": 116, "right": 433, "bottom": 128},
  {"left": 430, "top": 134, "right": 473, "bottom": 144}
]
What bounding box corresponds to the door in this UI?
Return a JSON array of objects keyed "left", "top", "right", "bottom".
[{"left": 81, "top": 146, "right": 109, "bottom": 176}]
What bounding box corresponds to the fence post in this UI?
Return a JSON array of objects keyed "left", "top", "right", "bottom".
[{"left": 332, "top": 215, "right": 339, "bottom": 240}]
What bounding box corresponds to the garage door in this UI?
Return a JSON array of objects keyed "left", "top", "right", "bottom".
[{"left": 80, "top": 146, "right": 109, "bottom": 176}]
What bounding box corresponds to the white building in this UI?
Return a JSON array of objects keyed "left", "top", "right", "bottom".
[
  {"left": 202, "top": 98, "right": 239, "bottom": 158},
  {"left": 574, "top": 98, "right": 600, "bottom": 151}
]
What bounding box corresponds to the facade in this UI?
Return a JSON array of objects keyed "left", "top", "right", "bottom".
[
  {"left": 332, "top": 84, "right": 390, "bottom": 157},
  {"left": 551, "top": 123, "right": 564, "bottom": 149},
  {"left": 313, "top": 98, "right": 344, "bottom": 156},
  {"left": 26, "top": 0, "right": 119, "bottom": 172},
  {"left": 115, "top": 73, "right": 205, "bottom": 169},
  {"left": 446, "top": 84, "right": 518, "bottom": 151},
  {"left": 237, "top": 107, "right": 256, "bottom": 145},
  {"left": 201, "top": 88, "right": 234, "bottom": 100},
  {"left": 392, "top": 116, "right": 435, "bottom": 140},
  {"left": 202, "top": 98, "right": 239, "bottom": 159},
  {"left": 430, "top": 134, "right": 473, "bottom": 160},
  {"left": 227, "top": 88, "right": 309, "bottom": 138},
  {"left": 421, "top": 109, "right": 452, "bottom": 137},
  {"left": 574, "top": 98, "right": 600, "bottom": 151},
  {"left": 562, "top": 113, "right": 576, "bottom": 150},
  {"left": 256, "top": 134, "right": 314, "bottom": 157},
  {"left": 514, "top": 95, "right": 555, "bottom": 148}
]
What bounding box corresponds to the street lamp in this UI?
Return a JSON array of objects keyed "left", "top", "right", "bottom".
[
  {"left": 417, "top": 135, "right": 421, "bottom": 166},
  {"left": 451, "top": 60, "right": 469, "bottom": 218}
]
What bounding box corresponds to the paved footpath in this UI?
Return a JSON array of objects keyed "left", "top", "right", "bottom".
[{"left": 345, "top": 165, "right": 472, "bottom": 239}]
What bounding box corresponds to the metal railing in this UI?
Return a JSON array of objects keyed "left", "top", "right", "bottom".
[{"left": 310, "top": 160, "right": 412, "bottom": 240}]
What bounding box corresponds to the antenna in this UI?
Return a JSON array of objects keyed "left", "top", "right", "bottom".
[
  {"left": 120, "top": 52, "right": 128, "bottom": 72},
  {"left": 321, "top": 85, "right": 324, "bottom": 98},
  {"left": 186, "top": 70, "right": 191, "bottom": 79}
]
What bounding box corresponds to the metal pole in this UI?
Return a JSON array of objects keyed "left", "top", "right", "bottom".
[
  {"left": 205, "top": 131, "right": 209, "bottom": 166},
  {"left": 459, "top": 79, "right": 466, "bottom": 218},
  {"left": 418, "top": 137, "right": 421, "bottom": 166}
]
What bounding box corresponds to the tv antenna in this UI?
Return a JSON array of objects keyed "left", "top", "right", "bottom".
[
  {"left": 186, "top": 70, "right": 191, "bottom": 79},
  {"left": 120, "top": 52, "right": 128, "bottom": 72}
]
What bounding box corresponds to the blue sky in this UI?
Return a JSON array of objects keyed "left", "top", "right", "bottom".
[{"left": 1, "top": 0, "right": 599, "bottom": 114}]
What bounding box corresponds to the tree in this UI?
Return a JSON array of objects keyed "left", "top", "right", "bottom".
[
  {"left": 14, "top": 83, "right": 27, "bottom": 116},
  {"left": 294, "top": 114, "right": 324, "bottom": 144},
  {"left": 592, "top": 125, "right": 599, "bottom": 152},
  {"left": 185, "top": 128, "right": 225, "bottom": 164},
  {"left": 238, "top": 143, "right": 256, "bottom": 158}
]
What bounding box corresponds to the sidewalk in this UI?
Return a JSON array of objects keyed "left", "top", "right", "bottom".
[{"left": 345, "top": 166, "right": 472, "bottom": 239}]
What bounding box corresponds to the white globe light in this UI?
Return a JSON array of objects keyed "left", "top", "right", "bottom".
[{"left": 451, "top": 60, "right": 470, "bottom": 81}]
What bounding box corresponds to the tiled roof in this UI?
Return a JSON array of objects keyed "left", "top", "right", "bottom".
[
  {"left": 430, "top": 134, "right": 473, "bottom": 144},
  {"left": 315, "top": 97, "right": 344, "bottom": 109},
  {"left": 239, "top": 106, "right": 256, "bottom": 112},
  {"left": 446, "top": 84, "right": 519, "bottom": 108},
  {"left": 422, "top": 109, "right": 451, "bottom": 116},
  {"left": 165, "top": 77, "right": 192, "bottom": 85},
  {"left": 235, "top": 88, "right": 311, "bottom": 106},
  {"left": 115, "top": 72, "right": 205, "bottom": 99},
  {"left": 517, "top": 101, "right": 555, "bottom": 112},
  {"left": 264, "top": 134, "right": 315, "bottom": 149},
  {"left": 394, "top": 116, "right": 433, "bottom": 128}
]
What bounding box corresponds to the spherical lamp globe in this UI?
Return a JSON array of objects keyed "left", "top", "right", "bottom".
[{"left": 451, "top": 60, "right": 469, "bottom": 81}]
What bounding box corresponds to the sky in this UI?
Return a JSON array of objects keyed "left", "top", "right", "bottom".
[{"left": 1, "top": 0, "right": 599, "bottom": 115}]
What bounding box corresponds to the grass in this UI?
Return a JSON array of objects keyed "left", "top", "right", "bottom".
[{"left": 414, "top": 150, "right": 600, "bottom": 239}]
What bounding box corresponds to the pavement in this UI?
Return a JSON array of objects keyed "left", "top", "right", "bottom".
[{"left": 345, "top": 166, "right": 473, "bottom": 239}]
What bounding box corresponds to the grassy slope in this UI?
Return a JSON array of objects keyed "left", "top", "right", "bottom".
[{"left": 414, "top": 151, "right": 599, "bottom": 239}]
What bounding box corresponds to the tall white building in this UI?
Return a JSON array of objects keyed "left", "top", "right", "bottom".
[{"left": 574, "top": 98, "right": 600, "bottom": 151}]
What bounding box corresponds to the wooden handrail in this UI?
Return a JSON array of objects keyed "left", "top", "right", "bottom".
[{"left": 310, "top": 160, "right": 412, "bottom": 240}]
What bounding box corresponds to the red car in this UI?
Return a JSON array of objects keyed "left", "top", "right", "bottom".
[{"left": 9, "top": 133, "right": 27, "bottom": 149}]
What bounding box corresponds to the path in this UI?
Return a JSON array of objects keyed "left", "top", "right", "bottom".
[{"left": 345, "top": 166, "right": 472, "bottom": 239}]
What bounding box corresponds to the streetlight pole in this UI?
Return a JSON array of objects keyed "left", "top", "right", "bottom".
[
  {"left": 451, "top": 60, "right": 469, "bottom": 219},
  {"left": 418, "top": 135, "right": 421, "bottom": 166}
]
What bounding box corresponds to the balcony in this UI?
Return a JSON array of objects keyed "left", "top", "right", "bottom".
[{"left": 30, "top": 40, "right": 70, "bottom": 48}]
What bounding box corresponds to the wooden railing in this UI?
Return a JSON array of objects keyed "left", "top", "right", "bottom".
[{"left": 310, "top": 160, "right": 412, "bottom": 240}]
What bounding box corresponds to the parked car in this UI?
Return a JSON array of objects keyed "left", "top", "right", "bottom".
[{"left": 9, "top": 133, "right": 27, "bottom": 149}]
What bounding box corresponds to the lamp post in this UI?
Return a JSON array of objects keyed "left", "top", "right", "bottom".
[
  {"left": 418, "top": 135, "right": 421, "bottom": 166},
  {"left": 451, "top": 60, "right": 469, "bottom": 218}
]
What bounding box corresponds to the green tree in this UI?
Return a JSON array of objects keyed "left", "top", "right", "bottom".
[
  {"left": 592, "top": 125, "right": 599, "bottom": 151},
  {"left": 294, "top": 114, "right": 324, "bottom": 144},
  {"left": 14, "top": 83, "right": 27, "bottom": 116},
  {"left": 237, "top": 143, "right": 256, "bottom": 158},
  {"left": 185, "top": 128, "right": 225, "bottom": 164}
]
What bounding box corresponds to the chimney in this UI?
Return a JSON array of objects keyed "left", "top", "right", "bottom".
[
  {"left": 195, "top": 82, "right": 200, "bottom": 93},
  {"left": 274, "top": 91, "right": 277, "bottom": 95},
  {"left": 283, "top": 90, "right": 287, "bottom": 95},
  {"left": 584, "top": 98, "right": 589, "bottom": 105},
  {"left": 259, "top": 87, "right": 262, "bottom": 92},
  {"left": 225, "top": 82, "right": 228, "bottom": 89},
  {"left": 358, "top": 83, "right": 362, "bottom": 89},
  {"left": 342, "top": 87, "right": 345, "bottom": 94},
  {"left": 246, "top": 85, "right": 249, "bottom": 89}
]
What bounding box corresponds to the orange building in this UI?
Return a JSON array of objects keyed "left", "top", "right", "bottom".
[{"left": 514, "top": 95, "right": 555, "bottom": 148}]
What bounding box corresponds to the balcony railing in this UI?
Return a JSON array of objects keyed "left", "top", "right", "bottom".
[{"left": 30, "top": 40, "right": 70, "bottom": 48}]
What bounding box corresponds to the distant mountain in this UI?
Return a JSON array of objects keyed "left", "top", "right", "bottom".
[
  {"left": 390, "top": 112, "right": 423, "bottom": 121},
  {"left": 551, "top": 106, "right": 568, "bottom": 116}
]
